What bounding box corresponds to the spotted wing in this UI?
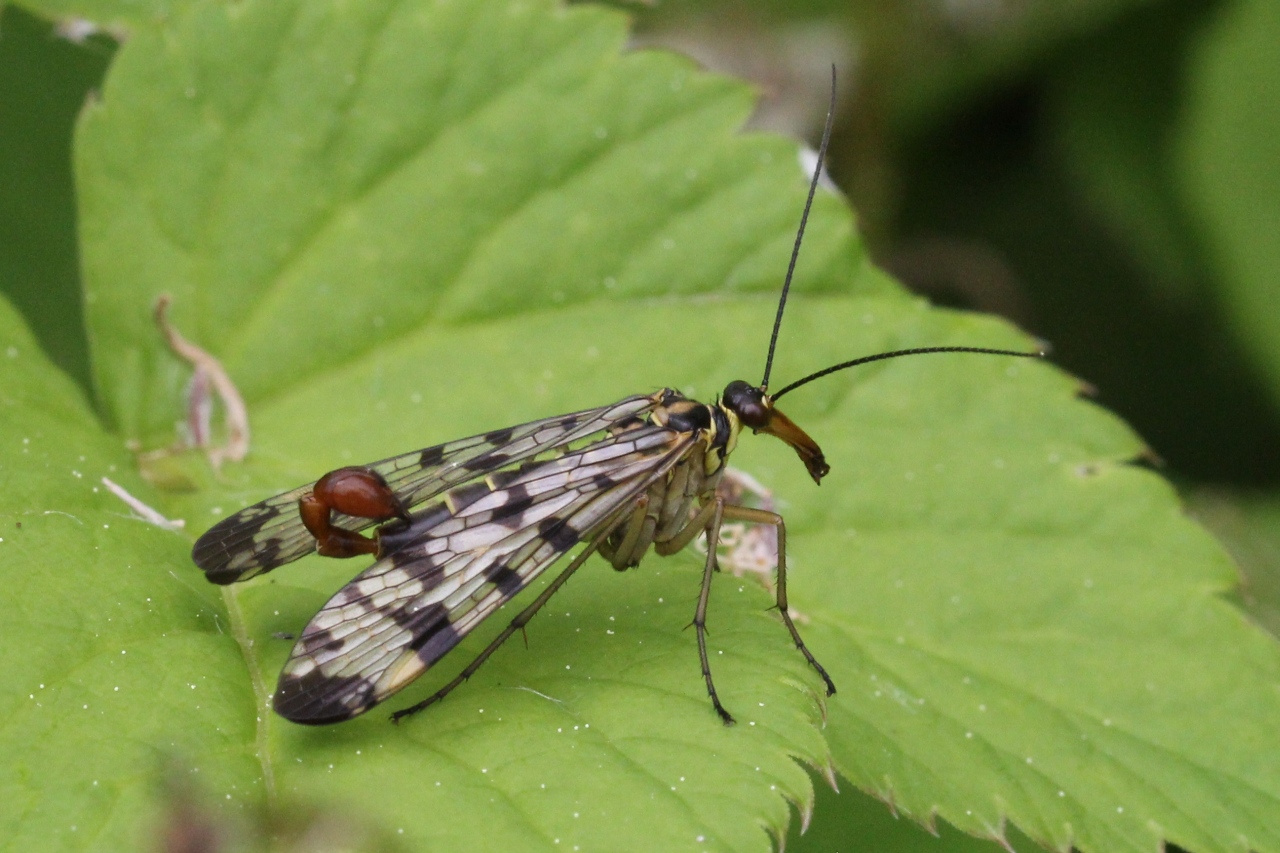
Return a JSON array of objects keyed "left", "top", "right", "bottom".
[
  {"left": 192, "top": 395, "right": 659, "bottom": 584},
  {"left": 272, "top": 424, "right": 695, "bottom": 724}
]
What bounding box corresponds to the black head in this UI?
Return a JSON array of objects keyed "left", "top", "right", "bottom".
[
  {"left": 722, "top": 380, "right": 769, "bottom": 429},
  {"left": 722, "top": 380, "right": 829, "bottom": 484}
]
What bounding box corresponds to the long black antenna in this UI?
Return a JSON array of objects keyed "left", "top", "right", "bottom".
[
  {"left": 760, "top": 65, "right": 837, "bottom": 394},
  {"left": 770, "top": 346, "right": 1043, "bottom": 401}
]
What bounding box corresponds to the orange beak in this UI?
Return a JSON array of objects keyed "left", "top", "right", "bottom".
[{"left": 759, "top": 406, "right": 829, "bottom": 484}]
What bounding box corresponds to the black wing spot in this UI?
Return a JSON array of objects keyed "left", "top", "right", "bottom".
[
  {"left": 409, "top": 617, "right": 461, "bottom": 656},
  {"left": 195, "top": 529, "right": 291, "bottom": 584},
  {"left": 485, "top": 563, "right": 523, "bottom": 596},
  {"left": 449, "top": 480, "right": 492, "bottom": 511},
  {"left": 491, "top": 458, "right": 547, "bottom": 489},
  {"left": 298, "top": 630, "right": 344, "bottom": 656},
  {"left": 255, "top": 536, "right": 287, "bottom": 564},
  {"left": 464, "top": 450, "right": 512, "bottom": 471},
  {"left": 537, "top": 516, "right": 579, "bottom": 551},
  {"left": 379, "top": 503, "right": 451, "bottom": 559},
  {"left": 412, "top": 502, "right": 453, "bottom": 529},
  {"left": 494, "top": 484, "right": 535, "bottom": 528},
  {"left": 608, "top": 416, "right": 646, "bottom": 435},
  {"left": 484, "top": 426, "right": 515, "bottom": 445},
  {"left": 498, "top": 494, "right": 535, "bottom": 520},
  {"left": 274, "top": 669, "right": 373, "bottom": 725},
  {"left": 389, "top": 601, "right": 448, "bottom": 632},
  {"left": 386, "top": 544, "right": 437, "bottom": 573},
  {"left": 419, "top": 445, "right": 446, "bottom": 467}
]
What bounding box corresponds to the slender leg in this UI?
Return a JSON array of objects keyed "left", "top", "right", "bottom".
[
  {"left": 671, "top": 498, "right": 735, "bottom": 724},
  {"left": 391, "top": 517, "right": 623, "bottom": 723},
  {"left": 603, "top": 494, "right": 650, "bottom": 570},
  {"left": 696, "top": 494, "right": 737, "bottom": 722},
  {"left": 656, "top": 497, "right": 717, "bottom": 555},
  {"left": 721, "top": 505, "right": 836, "bottom": 697}
]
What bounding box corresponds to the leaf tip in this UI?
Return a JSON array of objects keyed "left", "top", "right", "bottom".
[{"left": 819, "top": 759, "right": 838, "bottom": 793}]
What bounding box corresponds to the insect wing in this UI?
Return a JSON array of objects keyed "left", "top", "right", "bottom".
[
  {"left": 272, "top": 425, "right": 694, "bottom": 723},
  {"left": 191, "top": 395, "right": 659, "bottom": 584}
]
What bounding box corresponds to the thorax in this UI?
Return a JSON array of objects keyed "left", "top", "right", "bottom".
[
  {"left": 598, "top": 390, "right": 739, "bottom": 569},
  {"left": 648, "top": 388, "right": 741, "bottom": 479}
]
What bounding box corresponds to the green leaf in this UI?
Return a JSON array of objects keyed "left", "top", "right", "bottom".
[
  {"left": 11, "top": 0, "right": 177, "bottom": 30},
  {"left": 0, "top": 297, "right": 258, "bottom": 850},
  {"left": 5, "top": 0, "right": 1273, "bottom": 850},
  {"left": 687, "top": 286, "right": 1276, "bottom": 850},
  {"left": 76, "top": 0, "right": 867, "bottom": 442},
  {"left": 1177, "top": 0, "right": 1280, "bottom": 407},
  {"left": 788, "top": 774, "right": 1032, "bottom": 853}
]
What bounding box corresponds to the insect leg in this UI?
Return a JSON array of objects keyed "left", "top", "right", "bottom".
[
  {"left": 665, "top": 498, "right": 736, "bottom": 724},
  {"left": 390, "top": 516, "right": 624, "bottom": 723},
  {"left": 599, "top": 494, "right": 650, "bottom": 570},
  {"left": 721, "top": 505, "right": 836, "bottom": 697}
]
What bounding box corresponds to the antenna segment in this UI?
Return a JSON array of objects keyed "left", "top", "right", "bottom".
[
  {"left": 760, "top": 65, "right": 837, "bottom": 393},
  {"left": 770, "top": 346, "right": 1044, "bottom": 401}
]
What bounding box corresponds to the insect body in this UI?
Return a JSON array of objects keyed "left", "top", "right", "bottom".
[
  {"left": 191, "top": 75, "right": 1039, "bottom": 725},
  {"left": 193, "top": 385, "right": 833, "bottom": 724}
]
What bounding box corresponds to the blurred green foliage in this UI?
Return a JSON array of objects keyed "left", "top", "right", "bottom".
[{"left": 0, "top": 5, "right": 112, "bottom": 391}]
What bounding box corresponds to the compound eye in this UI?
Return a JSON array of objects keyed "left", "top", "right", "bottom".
[{"left": 722, "top": 380, "right": 772, "bottom": 430}]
